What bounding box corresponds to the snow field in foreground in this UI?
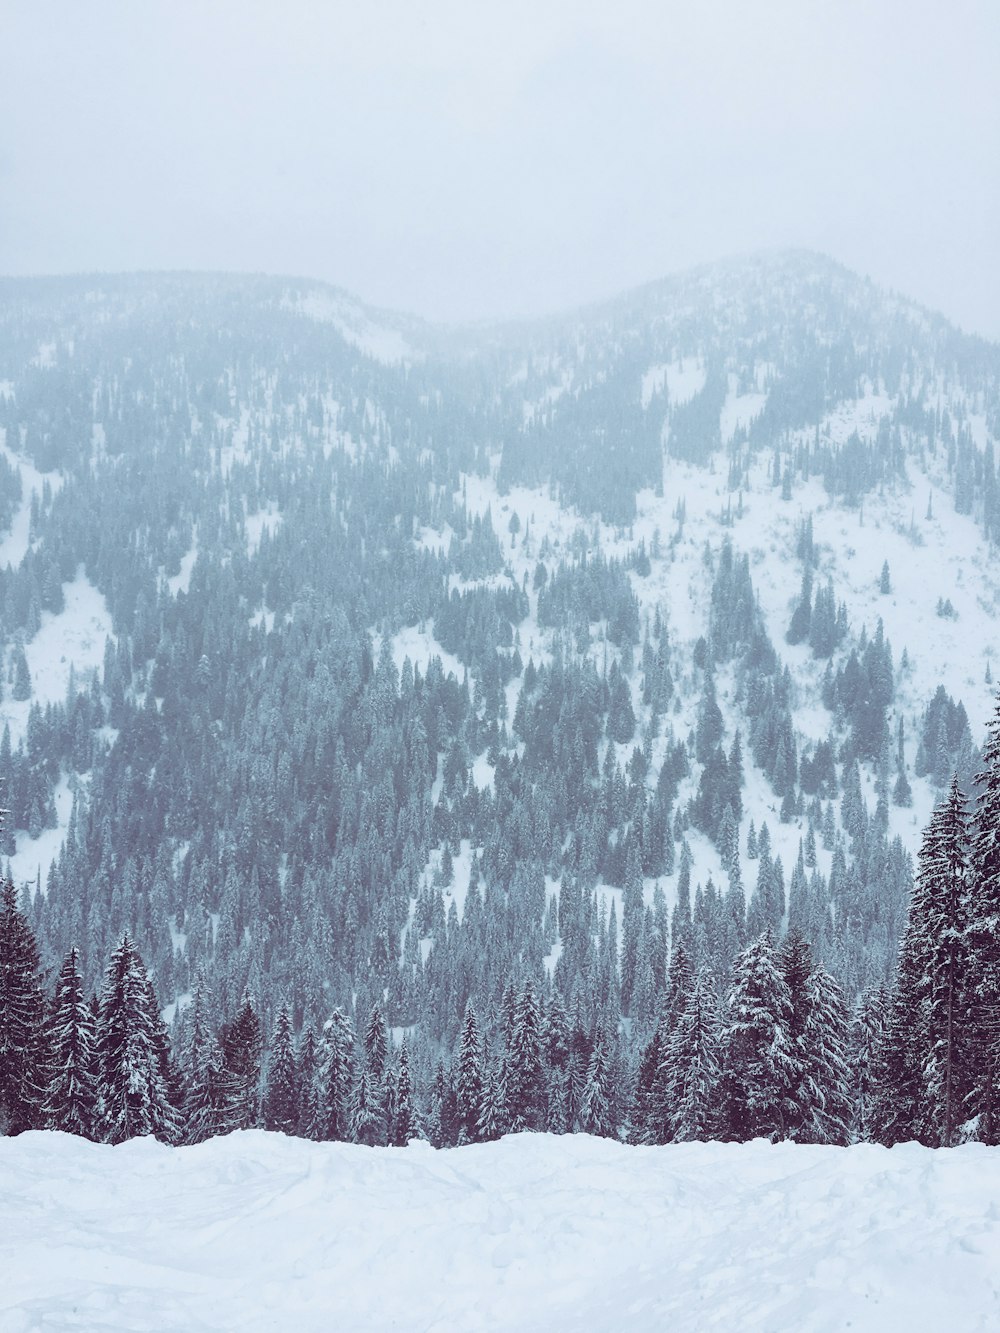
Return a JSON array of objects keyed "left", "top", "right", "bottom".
[{"left": 2, "top": 1132, "right": 999, "bottom": 1332}]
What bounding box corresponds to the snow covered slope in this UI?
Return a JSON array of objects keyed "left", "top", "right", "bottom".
[{"left": 2, "top": 1130, "right": 999, "bottom": 1332}]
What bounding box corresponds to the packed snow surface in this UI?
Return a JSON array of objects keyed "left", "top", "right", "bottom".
[{"left": 2, "top": 1132, "right": 999, "bottom": 1332}]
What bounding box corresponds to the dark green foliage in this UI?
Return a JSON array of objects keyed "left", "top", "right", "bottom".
[
  {"left": 2, "top": 269, "right": 998, "bottom": 1155},
  {"left": 318, "top": 1008, "right": 356, "bottom": 1142},
  {"left": 220, "top": 997, "right": 262, "bottom": 1132},
  {"left": 44, "top": 947, "right": 97, "bottom": 1137},
  {"left": 0, "top": 879, "right": 48, "bottom": 1134},
  {"left": 720, "top": 933, "right": 799, "bottom": 1142},
  {"left": 96, "top": 934, "right": 175, "bottom": 1143},
  {"left": 263, "top": 1004, "right": 299, "bottom": 1134}
]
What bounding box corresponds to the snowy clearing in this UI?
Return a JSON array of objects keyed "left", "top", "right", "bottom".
[
  {"left": 0, "top": 570, "right": 112, "bottom": 751},
  {"left": 2, "top": 1131, "right": 999, "bottom": 1332}
]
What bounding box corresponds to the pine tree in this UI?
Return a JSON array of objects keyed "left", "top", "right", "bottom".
[
  {"left": 719, "top": 932, "right": 799, "bottom": 1141},
  {"left": 318, "top": 1007, "right": 355, "bottom": 1141},
  {"left": 391, "top": 1042, "right": 422, "bottom": 1145},
  {"left": 778, "top": 930, "right": 814, "bottom": 1141},
  {"left": 921, "top": 778, "right": 971, "bottom": 1146},
  {"left": 263, "top": 1003, "right": 299, "bottom": 1134},
  {"left": 580, "top": 1024, "right": 615, "bottom": 1137},
  {"left": 96, "top": 934, "right": 173, "bottom": 1143},
  {"left": 799, "top": 966, "right": 852, "bottom": 1145},
  {"left": 351, "top": 1062, "right": 386, "bottom": 1146},
  {"left": 44, "top": 947, "right": 97, "bottom": 1138},
  {"left": 620, "top": 843, "right": 644, "bottom": 1014},
  {"left": 11, "top": 645, "right": 31, "bottom": 702},
  {"left": 220, "top": 995, "right": 262, "bottom": 1131},
  {"left": 850, "top": 986, "right": 887, "bottom": 1142},
  {"left": 477, "top": 1056, "right": 506, "bottom": 1141},
  {"left": 141, "top": 968, "right": 183, "bottom": 1145},
  {"left": 630, "top": 1015, "right": 667, "bottom": 1144},
  {"left": 0, "top": 878, "right": 48, "bottom": 1134},
  {"left": 870, "top": 883, "right": 930, "bottom": 1145},
  {"left": 363, "top": 1001, "right": 389, "bottom": 1081},
  {"left": 506, "top": 980, "right": 544, "bottom": 1132},
  {"left": 296, "top": 1024, "right": 322, "bottom": 1140},
  {"left": 666, "top": 966, "right": 721, "bottom": 1141},
  {"left": 966, "top": 694, "right": 1000, "bottom": 1141},
  {"left": 184, "top": 984, "right": 230, "bottom": 1145},
  {"left": 455, "top": 1001, "right": 484, "bottom": 1144}
]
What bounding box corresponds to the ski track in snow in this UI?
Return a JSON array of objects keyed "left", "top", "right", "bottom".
[{"left": 2, "top": 1131, "right": 999, "bottom": 1332}]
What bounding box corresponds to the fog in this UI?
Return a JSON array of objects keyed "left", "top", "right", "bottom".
[{"left": 3, "top": 0, "right": 998, "bottom": 334}]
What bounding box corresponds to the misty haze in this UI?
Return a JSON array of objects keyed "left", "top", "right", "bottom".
[{"left": 1, "top": 3, "right": 1000, "bottom": 1331}]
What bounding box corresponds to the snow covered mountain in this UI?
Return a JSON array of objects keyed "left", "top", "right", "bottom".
[{"left": 0, "top": 251, "right": 998, "bottom": 1126}]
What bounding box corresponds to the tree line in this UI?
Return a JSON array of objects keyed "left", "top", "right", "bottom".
[{"left": 3, "top": 690, "right": 997, "bottom": 1148}]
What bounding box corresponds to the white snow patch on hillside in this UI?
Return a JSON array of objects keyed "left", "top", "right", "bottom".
[
  {"left": 388, "top": 624, "right": 465, "bottom": 684},
  {"left": 245, "top": 505, "right": 282, "bottom": 556},
  {"left": 167, "top": 541, "right": 198, "bottom": 596},
  {"left": 720, "top": 380, "right": 767, "bottom": 441},
  {"left": 0, "top": 436, "right": 65, "bottom": 569},
  {"left": 9, "top": 774, "right": 76, "bottom": 895},
  {"left": 286, "top": 291, "right": 419, "bottom": 365},
  {"left": 1, "top": 571, "right": 112, "bottom": 751},
  {"left": 3, "top": 1131, "right": 1000, "bottom": 1332},
  {"left": 642, "top": 358, "right": 706, "bottom": 408},
  {"left": 439, "top": 421, "right": 998, "bottom": 892},
  {"left": 418, "top": 838, "right": 477, "bottom": 926}
]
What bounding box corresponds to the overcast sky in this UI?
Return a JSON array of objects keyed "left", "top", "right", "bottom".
[{"left": 3, "top": 0, "right": 998, "bottom": 335}]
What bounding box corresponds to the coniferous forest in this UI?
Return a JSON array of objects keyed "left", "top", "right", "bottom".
[{"left": 1, "top": 258, "right": 999, "bottom": 1150}]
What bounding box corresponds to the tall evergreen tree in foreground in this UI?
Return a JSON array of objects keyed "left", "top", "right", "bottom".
[
  {"left": 666, "top": 966, "right": 722, "bottom": 1142},
  {"left": 391, "top": 1042, "right": 422, "bottom": 1145},
  {"left": 921, "top": 778, "right": 971, "bottom": 1146},
  {"left": 966, "top": 697, "right": 1000, "bottom": 1141},
  {"left": 221, "top": 996, "right": 262, "bottom": 1132},
  {"left": 263, "top": 1003, "right": 299, "bottom": 1135},
  {"left": 455, "top": 1001, "right": 484, "bottom": 1144},
  {"left": 0, "top": 878, "right": 47, "bottom": 1135},
  {"left": 96, "top": 934, "right": 174, "bottom": 1143},
  {"left": 318, "top": 1008, "right": 355, "bottom": 1142},
  {"left": 720, "top": 932, "right": 798, "bottom": 1142},
  {"left": 44, "top": 947, "right": 97, "bottom": 1138}
]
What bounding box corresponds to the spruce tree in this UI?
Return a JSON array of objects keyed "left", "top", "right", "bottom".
[
  {"left": 455, "top": 1001, "right": 484, "bottom": 1144},
  {"left": 391, "top": 1042, "right": 422, "bottom": 1145},
  {"left": 296, "top": 1024, "right": 322, "bottom": 1140},
  {"left": 580, "top": 1024, "right": 615, "bottom": 1137},
  {"left": 665, "top": 966, "right": 721, "bottom": 1141},
  {"left": 96, "top": 934, "right": 173, "bottom": 1143},
  {"left": 630, "top": 1015, "right": 667, "bottom": 1144},
  {"left": 0, "top": 878, "right": 47, "bottom": 1135},
  {"left": 850, "top": 985, "right": 887, "bottom": 1142},
  {"left": 719, "top": 932, "right": 799, "bottom": 1141},
  {"left": 184, "top": 987, "right": 230, "bottom": 1145},
  {"left": 921, "top": 778, "right": 971, "bottom": 1146},
  {"left": 363, "top": 1002, "right": 389, "bottom": 1081},
  {"left": 966, "top": 695, "right": 1000, "bottom": 1141},
  {"left": 318, "top": 1007, "right": 355, "bottom": 1141},
  {"left": 506, "top": 980, "right": 544, "bottom": 1132},
  {"left": 44, "top": 946, "right": 97, "bottom": 1138},
  {"left": 477, "top": 1056, "right": 506, "bottom": 1142},
  {"left": 870, "top": 884, "right": 930, "bottom": 1145},
  {"left": 263, "top": 1003, "right": 299, "bottom": 1134},
  {"left": 778, "top": 929, "right": 814, "bottom": 1141},
  {"left": 351, "top": 1062, "right": 386, "bottom": 1146},
  {"left": 220, "top": 995, "right": 262, "bottom": 1131},
  {"left": 800, "top": 965, "right": 852, "bottom": 1145}
]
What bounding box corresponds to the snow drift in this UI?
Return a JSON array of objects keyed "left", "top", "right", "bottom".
[{"left": 2, "top": 1131, "right": 999, "bottom": 1331}]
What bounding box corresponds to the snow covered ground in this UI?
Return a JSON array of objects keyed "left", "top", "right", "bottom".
[{"left": 2, "top": 1131, "right": 999, "bottom": 1332}]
